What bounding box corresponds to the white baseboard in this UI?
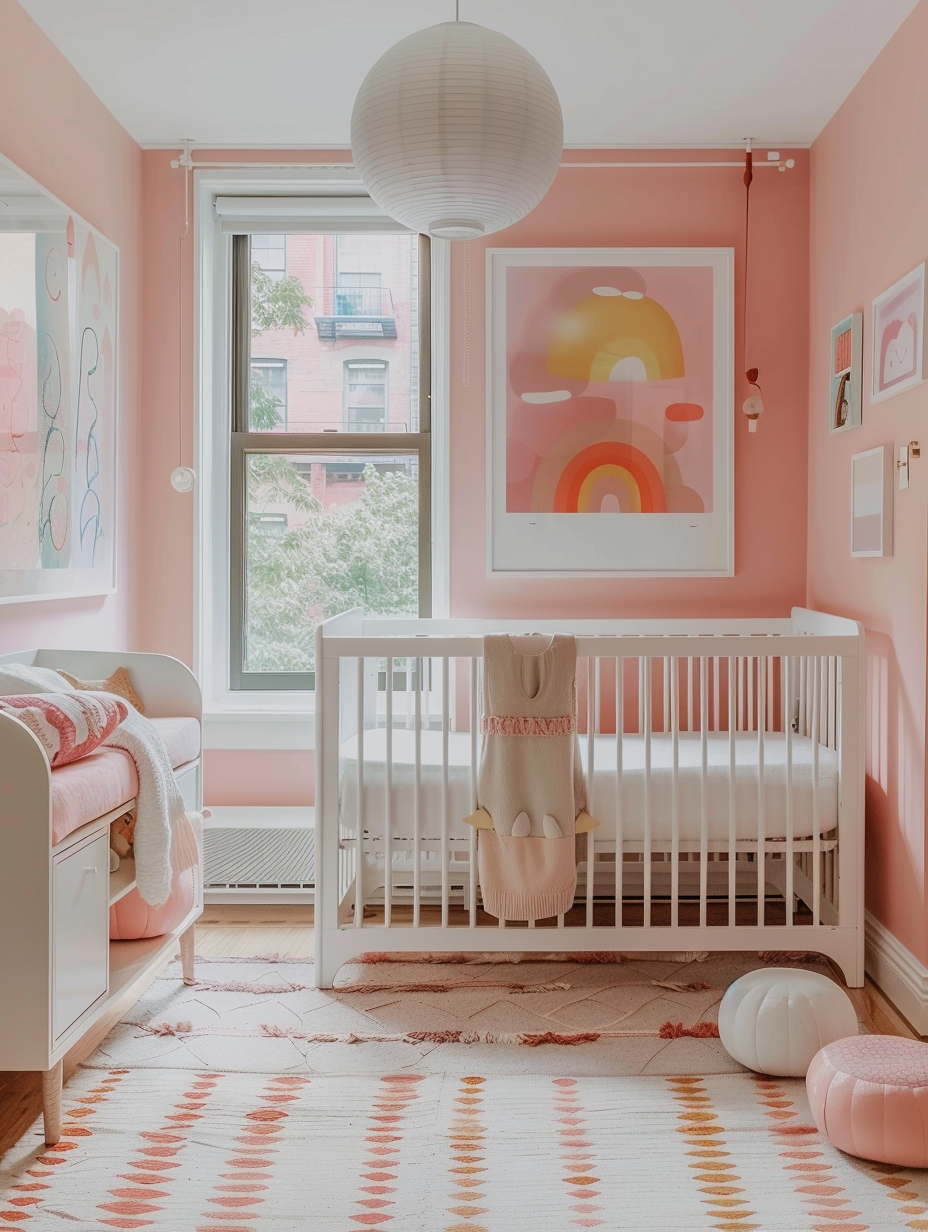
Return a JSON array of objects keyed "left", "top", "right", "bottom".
[
  {"left": 204, "top": 805, "right": 314, "bottom": 830},
  {"left": 865, "top": 910, "right": 928, "bottom": 1035},
  {"left": 204, "top": 888, "right": 313, "bottom": 905}
]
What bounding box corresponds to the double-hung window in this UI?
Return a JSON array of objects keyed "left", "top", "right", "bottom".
[{"left": 221, "top": 197, "right": 432, "bottom": 692}]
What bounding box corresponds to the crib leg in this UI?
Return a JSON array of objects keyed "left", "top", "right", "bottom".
[
  {"left": 42, "top": 1060, "right": 63, "bottom": 1145},
  {"left": 180, "top": 924, "right": 195, "bottom": 985},
  {"left": 315, "top": 945, "right": 341, "bottom": 990}
]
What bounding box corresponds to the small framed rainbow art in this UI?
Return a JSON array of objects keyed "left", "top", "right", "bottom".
[{"left": 486, "top": 248, "right": 734, "bottom": 576}]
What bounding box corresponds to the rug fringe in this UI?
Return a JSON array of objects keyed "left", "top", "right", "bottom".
[
  {"left": 123, "top": 1020, "right": 721, "bottom": 1046},
  {"left": 658, "top": 1021, "right": 720, "bottom": 1039},
  {"left": 351, "top": 950, "right": 709, "bottom": 965},
  {"left": 757, "top": 950, "right": 826, "bottom": 966},
  {"left": 650, "top": 980, "right": 713, "bottom": 992},
  {"left": 179, "top": 977, "right": 573, "bottom": 995}
]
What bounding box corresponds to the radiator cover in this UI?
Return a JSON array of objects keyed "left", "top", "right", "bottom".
[{"left": 204, "top": 826, "right": 315, "bottom": 890}]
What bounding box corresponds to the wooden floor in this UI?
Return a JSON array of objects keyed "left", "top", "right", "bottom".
[{"left": 0, "top": 904, "right": 918, "bottom": 1158}]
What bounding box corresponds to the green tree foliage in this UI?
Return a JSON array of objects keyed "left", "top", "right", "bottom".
[
  {"left": 249, "top": 377, "right": 283, "bottom": 431},
  {"left": 245, "top": 464, "right": 418, "bottom": 674},
  {"left": 251, "top": 263, "right": 314, "bottom": 336}
]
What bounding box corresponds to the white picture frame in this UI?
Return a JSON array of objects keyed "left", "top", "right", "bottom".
[
  {"left": 0, "top": 153, "right": 119, "bottom": 604},
  {"left": 829, "top": 312, "right": 862, "bottom": 433},
  {"left": 850, "top": 445, "right": 893, "bottom": 557},
  {"left": 486, "top": 247, "right": 734, "bottom": 577},
  {"left": 871, "top": 262, "right": 927, "bottom": 404}
]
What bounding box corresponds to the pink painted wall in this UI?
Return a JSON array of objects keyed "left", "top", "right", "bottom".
[
  {"left": 0, "top": 0, "right": 142, "bottom": 654},
  {"left": 204, "top": 750, "right": 314, "bottom": 807},
  {"left": 808, "top": 0, "right": 928, "bottom": 963},
  {"left": 139, "top": 147, "right": 809, "bottom": 806}
]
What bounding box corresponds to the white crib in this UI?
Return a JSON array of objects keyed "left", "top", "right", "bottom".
[{"left": 314, "top": 608, "right": 864, "bottom": 988}]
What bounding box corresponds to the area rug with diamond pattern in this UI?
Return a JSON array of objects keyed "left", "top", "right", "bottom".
[{"left": 2, "top": 1067, "right": 924, "bottom": 1231}]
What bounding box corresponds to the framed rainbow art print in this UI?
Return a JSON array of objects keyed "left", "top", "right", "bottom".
[{"left": 486, "top": 248, "right": 734, "bottom": 576}]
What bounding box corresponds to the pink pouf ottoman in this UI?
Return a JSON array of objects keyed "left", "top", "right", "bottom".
[
  {"left": 110, "top": 865, "right": 198, "bottom": 940},
  {"left": 807, "top": 1035, "right": 928, "bottom": 1167}
]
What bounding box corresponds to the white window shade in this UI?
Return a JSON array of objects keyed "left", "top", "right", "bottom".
[{"left": 213, "top": 195, "right": 412, "bottom": 234}]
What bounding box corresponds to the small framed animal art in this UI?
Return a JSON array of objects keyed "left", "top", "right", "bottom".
[
  {"left": 829, "top": 312, "right": 862, "bottom": 433},
  {"left": 871, "top": 262, "right": 927, "bottom": 403}
]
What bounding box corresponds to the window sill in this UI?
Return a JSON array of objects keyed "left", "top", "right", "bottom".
[{"left": 203, "top": 711, "right": 316, "bottom": 751}]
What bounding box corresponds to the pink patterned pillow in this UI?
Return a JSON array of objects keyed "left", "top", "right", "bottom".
[{"left": 0, "top": 692, "right": 128, "bottom": 767}]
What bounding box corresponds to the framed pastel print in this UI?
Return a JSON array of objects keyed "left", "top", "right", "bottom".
[
  {"left": 871, "top": 262, "right": 927, "bottom": 403},
  {"left": 0, "top": 155, "right": 119, "bottom": 603},
  {"left": 850, "top": 445, "right": 893, "bottom": 557},
  {"left": 486, "top": 247, "right": 734, "bottom": 577},
  {"left": 829, "top": 313, "right": 862, "bottom": 433}
]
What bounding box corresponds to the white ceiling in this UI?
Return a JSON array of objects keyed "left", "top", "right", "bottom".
[{"left": 17, "top": 0, "right": 921, "bottom": 149}]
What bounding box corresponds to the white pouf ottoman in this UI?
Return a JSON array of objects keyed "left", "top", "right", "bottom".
[{"left": 718, "top": 967, "right": 858, "bottom": 1077}]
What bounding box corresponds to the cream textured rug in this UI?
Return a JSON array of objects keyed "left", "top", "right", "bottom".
[
  {"left": 82, "top": 951, "right": 847, "bottom": 1078},
  {"left": 2, "top": 1068, "right": 924, "bottom": 1231}
]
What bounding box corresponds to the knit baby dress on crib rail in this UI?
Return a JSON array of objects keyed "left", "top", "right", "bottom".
[{"left": 469, "top": 633, "right": 593, "bottom": 922}]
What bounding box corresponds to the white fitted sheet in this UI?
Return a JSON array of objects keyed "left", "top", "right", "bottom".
[{"left": 339, "top": 728, "right": 839, "bottom": 844}]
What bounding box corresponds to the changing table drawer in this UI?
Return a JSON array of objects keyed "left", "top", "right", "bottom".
[{"left": 53, "top": 832, "right": 109, "bottom": 1041}]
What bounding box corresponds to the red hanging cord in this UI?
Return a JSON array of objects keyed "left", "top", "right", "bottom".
[{"left": 743, "top": 142, "right": 757, "bottom": 389}]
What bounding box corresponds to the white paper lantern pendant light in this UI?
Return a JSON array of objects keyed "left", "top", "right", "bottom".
[{"left": 351, "top": 7, "right": 564, "bottom": 239}]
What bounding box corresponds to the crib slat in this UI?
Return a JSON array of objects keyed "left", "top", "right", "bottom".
[
  {"left": 756, "top": 656, "right": 766, "bottom": 928},
  {"left": 748, "top": 655, "right": 755, "bottom": 733},
  {"left": 469, "top": 655, "right": 478, "bottom": 929},
  {"left": 643, "top": 656, "right": 652, "bottom": 929},
  {"left": 699, "top": 656, "right": 709, "bottom": 929},
  {"left": 662, "top": 657, "right": 670, "bottom": 734},
  {"left": 615, "top": 657, "right": 624, "bottom": 926},
  {"left": 687, "top": 656, "right": 694, "bottom": 733},
  {"left": 785, "top": 655, "right": 794, "bottom": 928},
  {"left": 713, "top": 657, "right": 720, "bottom": 731},
  {"left": 638, "top": 658, "right": 645, "bottom": 735},
  {"left": 811, "top": 656, "right": 821, "bottom": 927},
  {"left": 385, "top": 660, "right": 393, "bottom": 928},
  {"left": 414, "top": 656, "right": 422, "bottom": 929},
  {"left": 355, "top": 658, "right": 365, "bottom": 930},
  {"left": 441, "top": 656, "right": 450, "bottom": 928},
  {"left": 670, "top": 655, "right": 680, "bottom": 928},
  {"left": 728, "top": 657, "right": 737, "bottom": 926},
  {"left": 586, "top": 657, "right": 597, "bottom": 927}
]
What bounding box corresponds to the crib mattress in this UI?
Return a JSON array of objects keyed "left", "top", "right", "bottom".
[{"left": 339, "top": 728, "right": 840, "bottom": 844}]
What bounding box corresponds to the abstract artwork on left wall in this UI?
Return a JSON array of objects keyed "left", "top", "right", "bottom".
[
  {"left": 0, "top": 166, "right": 118, "bottom": 602},
  {"left": 487, "top": 248, "right": 734, "bottom": 576}
]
